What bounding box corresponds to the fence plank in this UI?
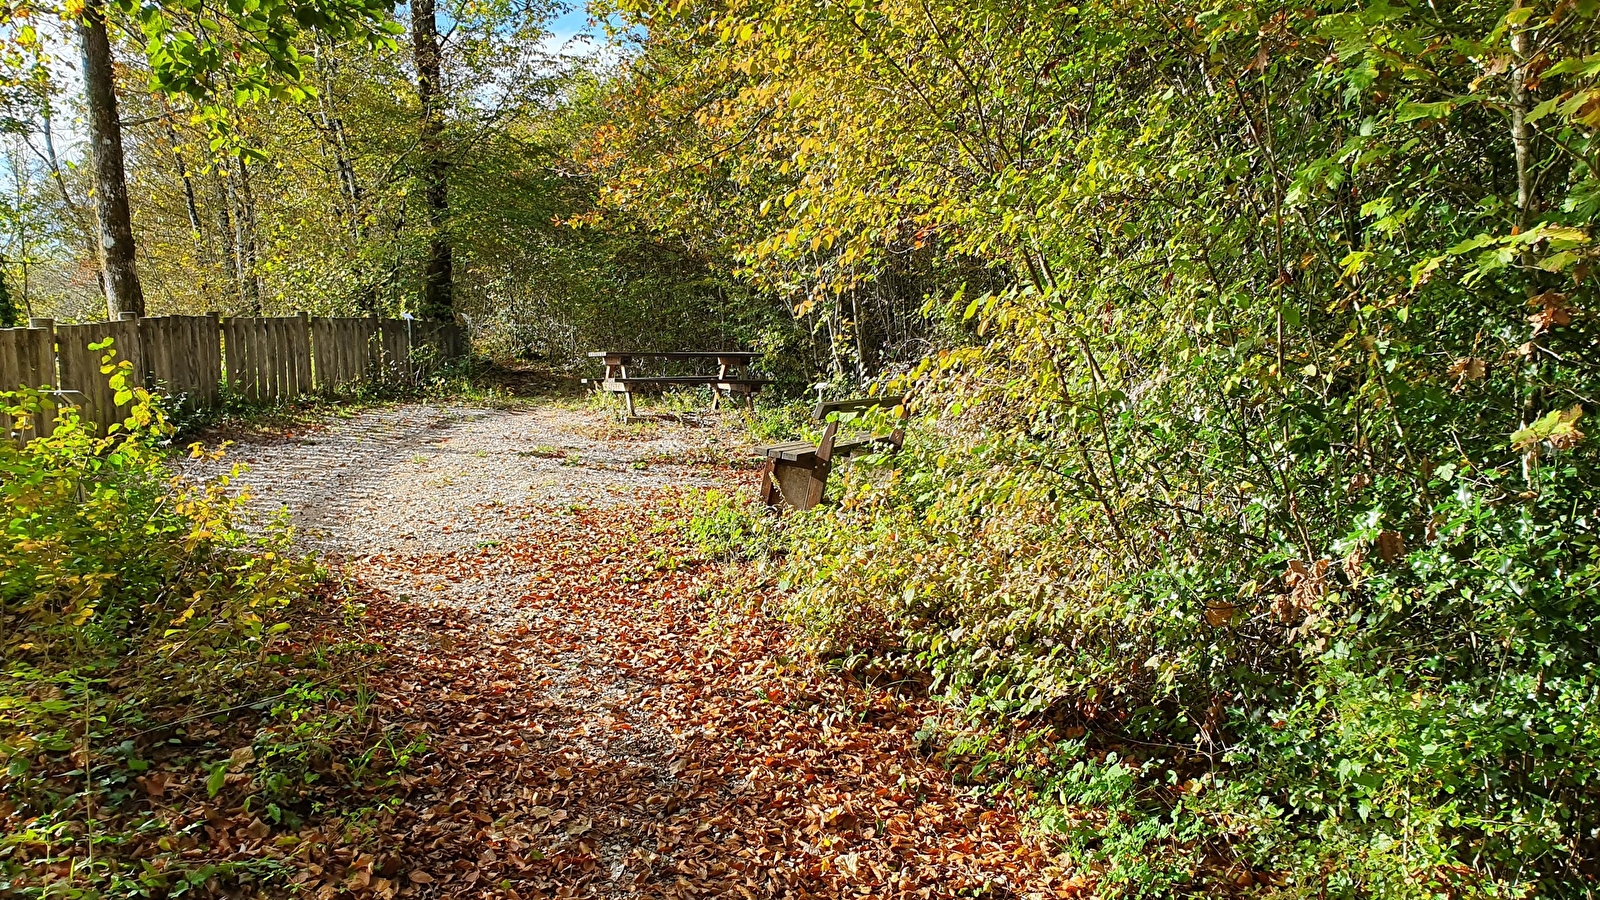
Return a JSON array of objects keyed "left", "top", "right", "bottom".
[
  {"left": 250, "top": 318, "right": 271, "bottom": 402},
  {"left": 29, "top": 323, "right": 58, "bottom": 435},
  {"left": 292, "top": 314, "right": 311, "bottom": 398},
  {"left": 277, "top": 317, "right": 294, "bottom": 398},
  {"left": 138, "top": 317, "right": 167, "bottom": 402},
  {"left": 263, "top": 318, "right": 280, "bottom": 401},
  {"left": 223, "top": 318, "right": 244, "bottom": 402},
  {"left": 379, "top": 320, "right": 405, "bottom": 383},
  {"left": 285, "top": 317, "right": 304, "bottom": 398},
  {"left": 201, "top": 313, "right": 221, "bottom": 408}
]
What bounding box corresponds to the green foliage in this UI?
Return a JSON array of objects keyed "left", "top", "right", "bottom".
[
  {"left": 0, "top": 264, "right": 17, "bottom": 328},
  {"left": 0, "top": 349, "right": 345, "bottom": 896},
  {"left": 626, "top": 0, "right": 1600, "bottom": 894},
  {"left": 109, "top": 0, "right": 400, "bottom": 137},
  {"left": 678, "top": 487, "right": 779, "bottom": 562}
]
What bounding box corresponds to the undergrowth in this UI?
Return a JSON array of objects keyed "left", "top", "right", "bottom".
[
  {"left": 677, "top": 408, "right": 1600, "bottom": 898},
  {"left": 0, "top": 344, "right": 420, "bottom": 898}
]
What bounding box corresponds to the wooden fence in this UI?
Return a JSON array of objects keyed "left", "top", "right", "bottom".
[{"left": 0, "top": 313, "right": 467, "bottom": 438}]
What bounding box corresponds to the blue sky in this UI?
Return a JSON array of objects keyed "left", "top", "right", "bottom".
[{"left": 537, "top": 4, "right": 617, "bottom": 58}]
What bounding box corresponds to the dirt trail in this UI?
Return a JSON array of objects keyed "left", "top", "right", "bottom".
[{"left": 209, "top": 402, "right": 1061, "bottom": 900}]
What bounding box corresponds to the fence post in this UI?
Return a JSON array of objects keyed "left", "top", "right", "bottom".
[
  {"left": 296, "top": 312, "right": 312, "bottom": 398},
  {"left": 206, "top": 312, "right": 221, "bottom": 409}
]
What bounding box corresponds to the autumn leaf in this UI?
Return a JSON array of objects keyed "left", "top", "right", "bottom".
[
  {"left": 1447, "top": 356, "right": 1486, "bottom": 388},
  {"left": 1528, "top": 291, "right": 1576, "bottom": 336},
  {"left": 1512, "top": 405, "right": 1586, "bottom": 452}
]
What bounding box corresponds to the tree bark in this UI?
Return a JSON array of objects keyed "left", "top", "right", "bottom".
[
  {"left": 412, "top": 0, "right": 453, "bottom": 321},
  {"left": 313, "top": 40, "right": 364, "bottom": 239},
  {"left": 212, "top": 163, "right": 240, "bottom": 298},
  {"left": 79, "top": 0, "right": 145, "bottom": 318},
  {"left": 232, "top": 153, "right": 263, "bottom": 314}
]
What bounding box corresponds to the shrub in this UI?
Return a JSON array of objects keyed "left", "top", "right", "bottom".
[{"left": 0, "top": 344, "right": 322, "bottom": 896}]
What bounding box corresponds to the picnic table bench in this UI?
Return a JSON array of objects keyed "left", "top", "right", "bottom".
[
  {"left": 756, "top": 395, "right": 906, "bottom": 512},
  {"left": 587, "top": 350, "right": 770, "bottom": 417}
]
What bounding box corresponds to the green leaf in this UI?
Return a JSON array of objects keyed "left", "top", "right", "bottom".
[
  {"left": 1396, "top": 100, "right": 1455, "bottom": 122},
  {"left": 1526, "top": 96, "right": 1560, "bottom": 125},
  {"left": 207, "top": 761, "right": 228, "bottom": 798}
]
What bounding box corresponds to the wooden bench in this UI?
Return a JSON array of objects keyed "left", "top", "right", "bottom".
[
  {"left": 756, "top": 395, "right": 906, "bottom": 512},
  {"left": 587, "top": 351, "right": 770, "bottom": 417}
]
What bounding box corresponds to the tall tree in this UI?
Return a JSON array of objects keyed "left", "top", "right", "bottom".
[
  {"left": 411, "top": 0, "right": 452, "bottom": 320},
  {"left": 79, "top": 0, "right": 144, "bottom": 318}
]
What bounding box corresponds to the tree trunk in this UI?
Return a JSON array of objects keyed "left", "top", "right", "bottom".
[
  {"left": 313, "top": 40, "right": 364, "bottom": 239},
  {"left": 79, "top": 0, "right": 145, "bottom": 318},
  {"left": 164, "top": 123, "right": 205, "bottom": 242},
  {"left": 212, "top": 164, "right": 242, "bottom": 304},
  {"left": 232, "top": 154, "right": 263, "bottom": 314},
  {"left": 1509, "top": 14, "right": 1544, "bottom": 485},
  {"left": 412, "top": 0, "right": 453, "bottom": 321}
]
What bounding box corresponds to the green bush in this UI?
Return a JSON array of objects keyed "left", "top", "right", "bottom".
[
  {"left": 775, "top": 423, "right": 1599, "bottom": 897},
  {"left": 678, "top": 487, "right": 780, "bottom": 562},
  {"left": 0, "top": 344, "right": 323, "bottom": 896},
  {"left": 606, "top": 0, "right": 1600, "bottom": 892}
]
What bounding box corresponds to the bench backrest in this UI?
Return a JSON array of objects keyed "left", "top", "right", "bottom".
[{"left": 811, "top": 394, "right": 905, "bottom": 422}]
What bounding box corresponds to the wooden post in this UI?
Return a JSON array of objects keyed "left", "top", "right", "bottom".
[
  {"left": 204, "top": 312, "right": 220, "bottom": 409},
  {"left": 295, "top": 313, "right": 312, "bottom": 397},
  {"left": 758, "top": 458, "right": 780, "bottom": 507},
  {"left": 803, "top": 419, "right": 840, "bottom": 510}
]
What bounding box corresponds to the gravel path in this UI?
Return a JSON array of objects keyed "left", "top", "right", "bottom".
[
  {"left": 192, "top": 402, "right": 762, "bottom": 895},
  {"left": 187, "top": 400, "right": 1056, "bottom": 899},
  {"left": 195, "top": 402, "right": 746, "bottom": 554}
]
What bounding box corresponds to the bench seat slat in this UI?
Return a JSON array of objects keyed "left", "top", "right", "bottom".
[{"left": 757, "top": 434, "right": 896, "bottom": 462}]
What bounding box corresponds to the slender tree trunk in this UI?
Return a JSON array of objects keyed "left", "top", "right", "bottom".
[
  {"left": 33, "top": 109, "right": 104, "bottom": 300},
  {"left": 213, "top": 163, "right": 245, "bottom": 310},
  {"left": 79, "top": 0, "right": 144, "bottom": 318},
  {"left": 412, "top": 0, "right": 453, "bottom": 320},
  {"left": 1509, "top": 13, "right": 1545, "bottom": 485},
  {"left": 313, "top": 41, "right": 364, "bottom": 238},
  {"left": 233, "top": 154, "right": 262, "bottom": 314},
  {"left": 8, "top": 145, "right": 31, "bottom": 317},
  {"left": 164, "top": 124, "right": 205, "bottom": 242}
]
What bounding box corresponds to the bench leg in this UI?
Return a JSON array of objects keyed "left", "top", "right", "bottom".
[
  {"left": 624, "top": 390, "right": 637, "bottom": 418},
  {"left": 758, "top": 458, "right": 779, "bottom": 507},
  {"left": 771, "top": 460, "right": 815, "bottom": 511},
  {"left": 802, "top": 458, "right": 831, "bottom": 510}
]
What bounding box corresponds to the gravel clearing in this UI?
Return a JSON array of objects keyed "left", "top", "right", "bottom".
[{"left": 192, "top": 402, "right": 749, "bottom": 554}]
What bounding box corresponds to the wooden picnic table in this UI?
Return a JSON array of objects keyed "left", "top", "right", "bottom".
[{"left": 587, "top": 350, "right": 769, "bottom": 417}]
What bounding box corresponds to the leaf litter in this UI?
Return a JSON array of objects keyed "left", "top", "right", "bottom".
[{"left": 193, "top": 402, "right": 1069, "bottom": 898}]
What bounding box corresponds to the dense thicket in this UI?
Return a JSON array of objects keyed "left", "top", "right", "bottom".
[{"left": 593, "top": 1, "right": 1600, "bottom": 895}]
